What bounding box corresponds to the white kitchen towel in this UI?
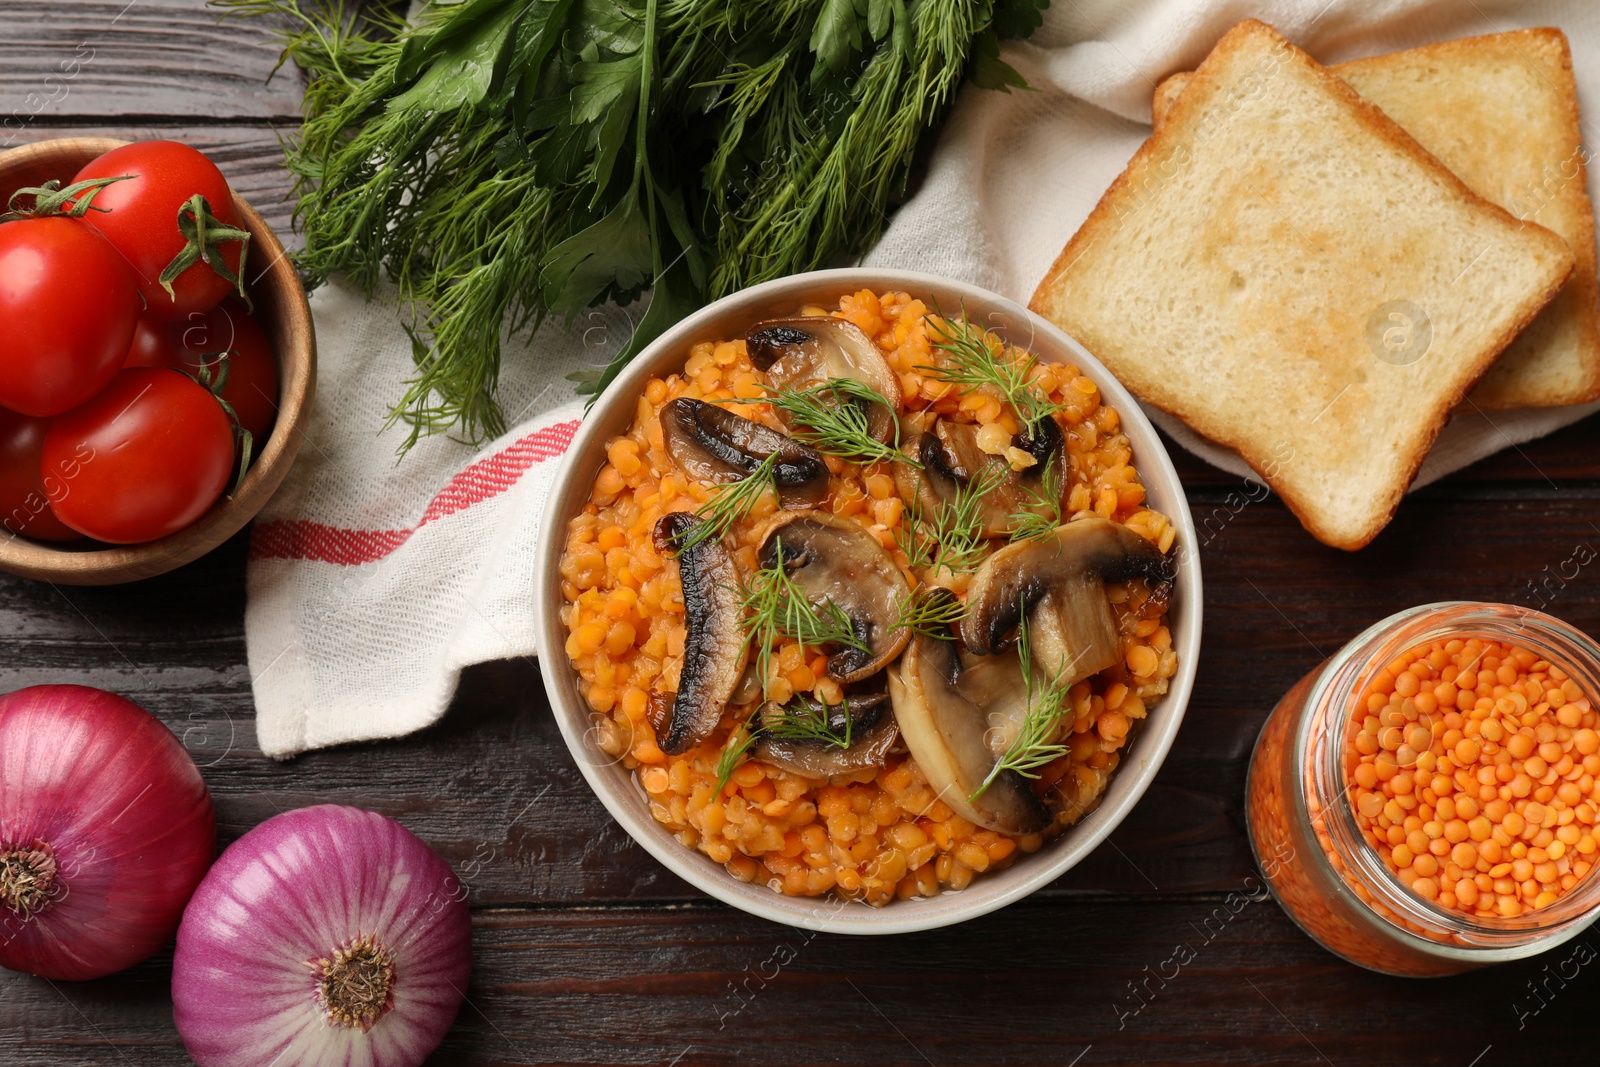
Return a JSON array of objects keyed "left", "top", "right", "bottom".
[
  {"left": 248, "top": 0, "right": 1600, "bottom": 757},
  {"left": 245, "top": 284, "right": 631, "bottom": 757}
]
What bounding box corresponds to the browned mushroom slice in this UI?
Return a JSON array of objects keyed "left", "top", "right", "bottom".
[
  {"left": 652, "top": 512, "right": 750, "bottom": 755},
  {"left": 755, "top": 511, "right": 912, "bottom": 684},
  {"left": 889, "top": 630, "right": 1050, "bottom": 835},
  {"left": 892, "top": 416, "right": 1066, "bottom": 539},
  {"left": 659, "top": 397, "right": 828, "bottom": 507},
  {"left": 891, "top": 431, "right": 946, "bottom": 523},
  {"left": 960, "top": 518, "right": 1173, "bottom": 690},
  {"left": 744, "top": 317, "right": 903, "bottom": 444},
  {"left": 753, "top": 690, "right": 898, "bottom": 779}
]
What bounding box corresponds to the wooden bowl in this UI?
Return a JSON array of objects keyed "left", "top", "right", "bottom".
[{"left": 0, "top": 137, "right": 315, "bottom": 585}]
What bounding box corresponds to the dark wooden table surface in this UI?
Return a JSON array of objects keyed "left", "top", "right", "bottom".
[{"left": 5, "top": 4, "right": 1600, "bottom": 1065}]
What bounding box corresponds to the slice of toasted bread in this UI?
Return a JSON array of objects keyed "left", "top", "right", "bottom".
[
  {"left": 1031, "top": 20, "right": 1574, "bottom": 550},
  {"left": 1152, "top": 28, "right": 1600, "bottom": 410},
  {"left": 1151, "top": 71, "right": 1191, "bottom": 126}
]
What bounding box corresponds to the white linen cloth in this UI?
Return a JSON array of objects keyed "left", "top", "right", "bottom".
[{"left": 248, "top": 0, "right": 1600, "bottom": 757}]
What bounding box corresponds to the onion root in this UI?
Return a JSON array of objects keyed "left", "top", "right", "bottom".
[
  {"left": 0, "top": 840, "right": 59, "bottom": 921},
  {"left": 313, "top": 933, "right": 397, "bottom": 1032}
]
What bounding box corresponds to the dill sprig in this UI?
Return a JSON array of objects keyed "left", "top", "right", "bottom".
[
  {"left": 738, "top": 537, "right": 869, "bottom": 696},
  {"left": 892, "top": 585, "right": 969, "bottom": 638},
  {"left": 713, "top": 691, "right": 857, "bottom": 791},
  {"left": 893, "top": 511, "right": 935, "bottom": 572},
  {"left": 732, "top": 378, "right": 909, "bottom": 467},
  {"left": 676, "top": 452, "right": 779, "bottom": 554},
  {"left": 921, "top": 304, "right": 1061, "bottom": 431},
  {"left": 1005, "top": 452, "right": 1064, "bottom": 543},
  {"left": 896, "top": 460, "right": 1010, "bottom": 575},
  {"left": 713, "top": 725, "right": 758, "bottom": 794},
  {"left": 222, "top": 0, "right": 1047, "bottom": 449},
  {"left": 972, "top": 613, "right": 1074, "bottom": 801},
  {"left": 764, "top": 694, "right": 853, "bottom": 748}
]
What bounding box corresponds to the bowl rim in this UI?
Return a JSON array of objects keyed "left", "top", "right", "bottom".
[
  {"left": 0, "top": 136, "right": 316, "bottom": 585},
  {"left": 534, "top": 267, "right": 1203, "bottom": 934}
]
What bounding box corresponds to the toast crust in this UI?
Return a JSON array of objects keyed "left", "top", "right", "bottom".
[
  {"left": 1151, "top": 28, "right": 1600, "bottom": 411},
  {"left": 1033, "top": 20, "right": 1574, "bottom": 550},
  {"left": 1151, "top": 72, "right": 1190, "bottom": 126}
]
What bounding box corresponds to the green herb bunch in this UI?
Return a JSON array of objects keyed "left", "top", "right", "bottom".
[{"left": 222, "top": 0, "right": 1048, "bottom": 450}]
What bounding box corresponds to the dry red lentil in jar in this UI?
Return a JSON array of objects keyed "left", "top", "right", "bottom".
[
  {"left": 559, "top": 289, "right": 1179, "bottom": 906},
  {"left": 1248, "top": 603, "right": 1600, "bottom": 976},
  {"left": 1348, "top": 639, "right": 1600, "bottom": 918}
]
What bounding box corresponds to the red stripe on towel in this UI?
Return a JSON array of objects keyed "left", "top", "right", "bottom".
[{"left": 249, "top": 419, "right": 581, "bottom": 565}]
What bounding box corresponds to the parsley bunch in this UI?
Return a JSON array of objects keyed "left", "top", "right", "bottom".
[{"left": 224, "top": 0, "right": 1049, "bottom": 450}]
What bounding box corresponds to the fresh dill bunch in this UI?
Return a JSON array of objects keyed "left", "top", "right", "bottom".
[
  {"left": 972, "top": 612, "right": 1073, "bottom": 801},
  {"left": 763, "top": 693, "right": 854, "bottom": 748},
  {"left": 896, "top": 460, "right": 1011, "bottom": 575},
  {"left": 713, "top": 725, "right": 758, "bottom": 794},
  {"left": 731, "top": 378, "right": 910, "bottom": 467},
  {"left": 676, "top": 451, "right": 780, "bottom": 554},
  {"left": 738, "top": 536, "right": 869, "bottom": 696},
  {"left": 704, "top": 1, "right": 1030, "bottom": 296},
  {"left": 921, "top": 303, "right": 1061, "bottom": 431},
  {"left": 1005, "top": 452, "right": 1065, "bottom": 543},
  {"left": 221, "top": 0, "right": 1048, "bottom": 450}
]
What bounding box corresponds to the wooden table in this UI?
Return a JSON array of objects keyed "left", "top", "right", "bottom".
[{"left": 4, "top": 4, "right": 1600, "bottom": 1064}]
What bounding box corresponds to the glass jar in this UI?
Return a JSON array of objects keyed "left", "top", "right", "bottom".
[{"left": 1247, "top": 601, "right": 1600, "bottom": 976}]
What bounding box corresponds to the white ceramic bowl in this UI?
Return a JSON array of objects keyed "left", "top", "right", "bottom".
[{"left": 535, "top": 268, "right": 1203, "bottom": 934}]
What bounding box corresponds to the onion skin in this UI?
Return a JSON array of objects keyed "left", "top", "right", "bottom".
[
  {"left": 0, "top": 685, "right": 215, "bottom": 980},
  {"left": 173, "top": 805, "right": 472, "bottom": 1067}
]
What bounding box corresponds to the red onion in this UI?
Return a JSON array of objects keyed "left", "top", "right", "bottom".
[
  {"left": 173, "top": 804, "right": 471, "bottom": 1067},
  {"left": 0, "top": 684, "right": 215, "bottom": 980}
]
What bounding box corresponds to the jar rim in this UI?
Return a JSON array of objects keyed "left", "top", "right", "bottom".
[{"left": 1300, "top": 601, "right": 1600, "bottom": 952}]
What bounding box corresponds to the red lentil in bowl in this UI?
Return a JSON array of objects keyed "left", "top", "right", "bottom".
[{"left": 557, "top": 286, "right": 1181, "bottom": 907}]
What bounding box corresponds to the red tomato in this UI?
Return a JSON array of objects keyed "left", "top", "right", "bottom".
[
  {"left": 176, "top": 303, "right": 280, "bottom": 446},
  {"left": 0, "top": 408, "right": 81, "bottom": 543},
  {"left": 43, "top": 369, "right": 234, "bottom": 544},
  {"left": 73, "top": 141, "right": 246, "bottom": 321},
  {"left": 0, "top": 217, "right": 140, "bottom": 416},
  {"left": 124, "top": 320, "right": 171, "bottom": 369},
  {"left": 128, "top": 301, "right": 280, "bottom": 444}
]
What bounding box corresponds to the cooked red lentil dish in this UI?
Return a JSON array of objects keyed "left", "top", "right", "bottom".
[{"left": 559, "top": 290, "right": 1180, "bottom": 906}]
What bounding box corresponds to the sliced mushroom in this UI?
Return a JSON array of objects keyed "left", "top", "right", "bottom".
[
  {"left": 755, "top": 510, "right": 913, "bottom": 683},
  {"left": 960, "top": 518, "right": 1173, "bottom": 690},
  {"left": 659, "top": 397, "right": 827, "bottom": 507},
  {"left": 652, "top": 512, "right": 750, "bottom": 754},
  {"left": 889, "top": 628, "right": 1050, "bottom": 835},
  {"left": 892, "top": 416, "right": 1066, "bottom": 539},
  {"left": 744, "top": 317, "right": 903, "bottom": 444},
  {"left": 753, "top": 689, "right": 899, "bottom": 779},
  {"left": 956, "top": 647, "right": 1033, "bottom": 758}
]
